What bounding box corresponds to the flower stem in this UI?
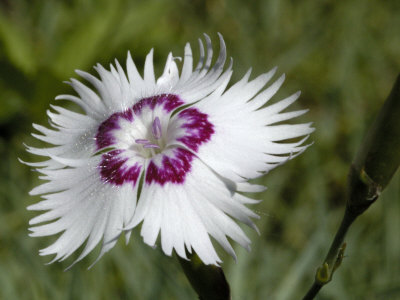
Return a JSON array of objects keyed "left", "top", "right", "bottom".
[
  {"left": 178, "top": 253, "right": 231, "bottom": 300},
  {"left": 302, "top": 73, "right": 400, "bottom": 299},
  {"left": 302, "top": 210, "right": 355, "bottom": 300}
]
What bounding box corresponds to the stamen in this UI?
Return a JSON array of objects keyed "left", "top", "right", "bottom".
[
  {"left": 144, "top": 143, "right": 160, "bottom": 149},
  {"left": 135, "top": 139, "right": 150, "bottom": 144},
  {"left": 133, "top": 118, "right": 162, "bottom": 151},
  {"left": 152, "top": 117, "right": 162, "bottom": 140}
]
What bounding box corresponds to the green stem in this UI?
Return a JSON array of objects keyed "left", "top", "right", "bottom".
[
  {"left": 302, "top": 210, "right": 356, "bottom": 300},
  {"left": 178, "top": 254, "right": 230, "bottom": 300},
  {"left": 323, "top": 210, "right": 354, "bottom": 269},
  {"left": 302, "top": 282, "right": 322, "bottom": 300},
  {"left": 302, "top": 73, "right": 400, "bottom": 299}
]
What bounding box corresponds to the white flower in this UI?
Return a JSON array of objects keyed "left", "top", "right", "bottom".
[{"left": 24, "top": 34, "right": 313, "bottom": 268}]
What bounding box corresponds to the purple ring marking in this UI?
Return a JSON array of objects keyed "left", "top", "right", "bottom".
[
  {"left": 132, "top": 94, "right": 184, "bottom": 116},
  {"left": 99, "top": 150, "right": 141, "bottom": 187},
  {"left": 145, "top": 148, "right": 193, "bottom": 185},
  {"left": 96, "top": 109, "right": 133, "bottom": 150},
  {"left": 177, "top": 108, "right": 215, "bottom": 152}
]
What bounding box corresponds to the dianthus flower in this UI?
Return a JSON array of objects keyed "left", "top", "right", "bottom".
[{"left": 24, "top": 34, "right": 313, "bottom": 267}]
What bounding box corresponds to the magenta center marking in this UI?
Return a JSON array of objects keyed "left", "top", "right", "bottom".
[
  {"left": 145, "top": 148, "right": 194, "bottom": 185},
  {"left": 99, "top": 150, "right": 142, "bottom": 187},
  {"left": 177, "top": 108, "right": 215, "bottom": 152},
  {"left": 95, "top": 94, "right": 214, "bottom": 187}
]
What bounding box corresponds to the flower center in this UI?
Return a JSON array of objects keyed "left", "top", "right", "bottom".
[
  {"left": 95, "top": 94, "right": 214, "bottom": 186},
  {"left": 134, "top": 117, "right": 164, "bottom": 157},
  {"left": 96, "top": 94, "right": 183, "bottom": 158}
]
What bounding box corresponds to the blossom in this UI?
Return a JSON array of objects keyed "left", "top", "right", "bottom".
[{"left": 24, "top": 34, "right": 313, "bottom": 268}]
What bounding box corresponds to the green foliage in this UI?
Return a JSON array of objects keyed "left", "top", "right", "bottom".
[{"left": 0, "top": 0, "right": 399, "bottom": 299}]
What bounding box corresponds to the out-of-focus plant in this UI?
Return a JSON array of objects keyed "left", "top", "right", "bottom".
[{"left": 1, "top": 1, "right": 400, "bottom": 299}]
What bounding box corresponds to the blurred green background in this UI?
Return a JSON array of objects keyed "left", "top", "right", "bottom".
[{"left": 1, "top": 0, "right": 399, "bottom": 299}]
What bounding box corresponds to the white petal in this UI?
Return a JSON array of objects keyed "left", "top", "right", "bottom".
[
  {"left": 94, "top": 64, "right": 126, "bottom": 112},
  {"left": 144, "top": 49, "right": 156, "bottom": 88},
  {"left": 180, "top": 43, "right": 193, "bottom": 82},
  {"left": 29, "top": 155, "right": 142, "bottom": 266},
  {"left": 172, "top": 34, "right": 231, "bottom": 105},
  {"left": 130, "top": 157, "right": 258, "bottom": 265},
  {"left": 246, "top": 74, "right": 286, "bottom": 110},
  {"left": 157, "top": 53, "right": 180, "bottom": 89},
  {"left": 69, "top": 78, "right": 106, "bottom": 113},
  {"left": 188, "top": 69, "right": 314, "bottom": 182},
  {"left": 47, "top": 105, "right": 97, "bottom": 129},
  {"left": 126, "top": 51, "right": 145, "bottom": 95}
]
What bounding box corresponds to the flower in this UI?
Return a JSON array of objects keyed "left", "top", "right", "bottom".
[{"left": 24, "top": 34, "right": 313, "bottom": 268}]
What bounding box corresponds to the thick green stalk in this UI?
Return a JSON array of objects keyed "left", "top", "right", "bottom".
[
  {"left": 353, "top": 75, "right": 400, "bottom": 190},
  {"left": 178, "top": 254, "right": 230, "bottom": 300}
]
